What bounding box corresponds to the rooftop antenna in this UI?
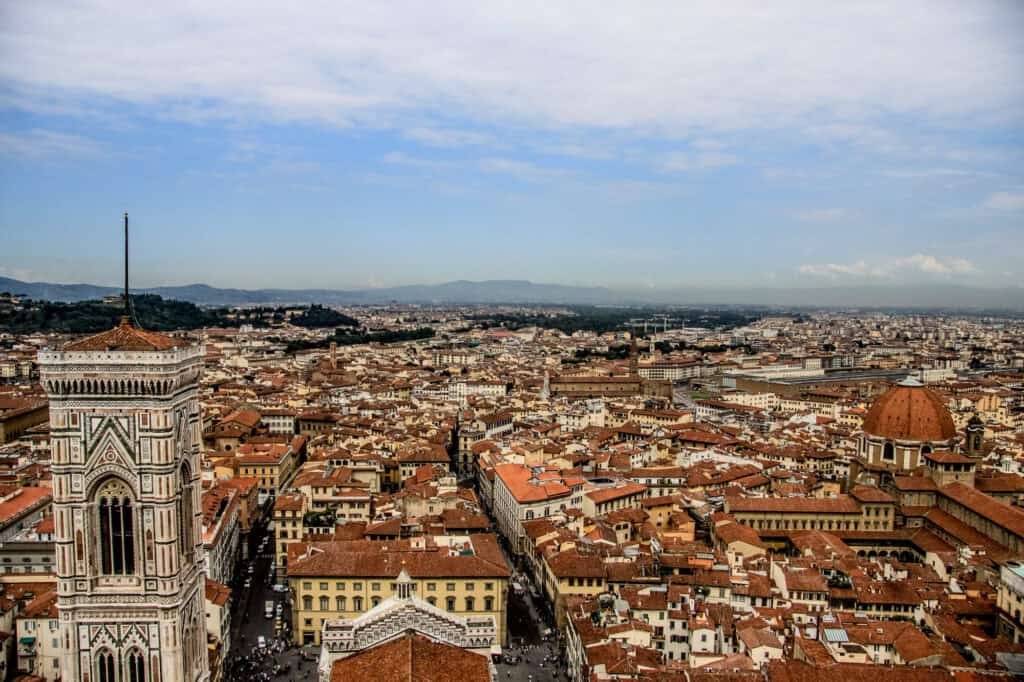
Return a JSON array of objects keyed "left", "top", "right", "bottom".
[{"left": 122, "top": 211, "right": 131, "bottom": 325}]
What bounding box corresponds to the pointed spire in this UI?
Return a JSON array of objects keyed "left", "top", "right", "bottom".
[{"left": 122, "top": 211, "right": 131, "bottom": 326}]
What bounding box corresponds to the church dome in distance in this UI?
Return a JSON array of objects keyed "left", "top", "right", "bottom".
[{"left": 862, "top": 376, "right": 956, "bottom": 442}]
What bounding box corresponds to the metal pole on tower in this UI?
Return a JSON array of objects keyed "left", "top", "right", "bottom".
[{"left": 123, "top": 212, "right": 130, "bottom": 323}]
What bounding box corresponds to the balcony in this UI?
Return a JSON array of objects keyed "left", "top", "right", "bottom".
[{"left": 17, "top": 636, "right": 36, "bottom": 658}]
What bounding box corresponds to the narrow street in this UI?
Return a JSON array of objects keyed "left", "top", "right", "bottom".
[
  {"left": 494, "top": 583, "right": 568, "bottom": 682},
  {"left": 224, "top": 520, "right": 317, "bottom": 681},
  {"left": 490, "top": 509, "right": 568, "bottom": 681}
]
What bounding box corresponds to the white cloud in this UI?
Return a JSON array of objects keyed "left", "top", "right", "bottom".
[
  {"left": 795, "top": 208, "right": 850, "bottom": 222},
  {"left": 982, "top": 190, "right": 1024, "bottom": 211},
  {"left": 1, "top": 3, "right": 1020, "bottom": 133},
  {"left": 404, "top": 127, "right": 495, "bottom": 148},
  {"left": 660, "top": 150, "right": 738, "bottom": 172},
  {"left": 0, "top": 128, "right": 102, "bottom": 158},
  {"left": 881, "top": 168, "right": 993, "bottom": 180},
  {"left": 478, "top": 157, "right": 570, "bottom": 182},
  {"left": 381, "top": 151, "right": 454, "bottom": 170},
  {"left": 799, "top": 253, "right": 976, "bottom": 279}
]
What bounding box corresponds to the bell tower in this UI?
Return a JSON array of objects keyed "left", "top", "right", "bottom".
[
  {"left": 38, "top": 215, "right": 209, "bottom": 682},
  {"left": 965, "top": 414, "right": 985, "bottom": 457}
]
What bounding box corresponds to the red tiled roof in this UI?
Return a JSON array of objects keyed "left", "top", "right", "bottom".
[
  {"left": 205, "top": 578, "right": 231, "bottom": 607},
  {"left": 862, "top": 381, "right": 955, "bottom": 442},
  {"left": 329, "top": 633, "right": 489, "bottom": 682},
  {"left": 287, "top": 535, "right": 509, "bottom": 579},
  {"left": 0, "top": 488, "right": 51, "bottom": 524},
  {"left": 586, "top": 482, "right": 647, "bottom": 504},
  {"left": 493, "top": 463, "right": 571, "bottom": 503},
  {"left": 64, "top": 320, "right": 191, "bottom": 351},
  {"left": 727, "top": 495, "right": 861, "bottom": 515},
  {"left": 924, "top": 450, "right": 975, "bottom": 465},
  {"left": 940, "top": 482, "right": 1024, "bottom": 538}
]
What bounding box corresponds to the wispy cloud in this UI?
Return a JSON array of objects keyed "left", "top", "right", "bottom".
[
  {"left": 795, "top": 208, "right": 850, "bottom": 223},
  {"left": 659, "top": 150, "right": 737, "bottom": 173},
  {"left": 0, "top": 129, "right": 103, "bottom": 159},
  {"left": 3, "top": 5, "right": 1019, "bottom": 133},
  {"left": 881, "top": 168, "right": 995, "bottom": 180},
  {"left": 982, "top": 190, "right": 1024, "bottom": 212},
  {"left": 799, "top": 254, "right": 976, "bottom": 279},
  {"left": 478, "top": 157, "right": 571, "bottom": 182},
  {"left": 404, "top": 127, "right": 495, "bottom": 148},
  {"left": 381, "top": 151, "right": 455, "bottom": 171}
]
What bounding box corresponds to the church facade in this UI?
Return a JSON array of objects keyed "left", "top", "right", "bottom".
[{"left": 39, "top": 321, "right": 209, "bottom": 682}]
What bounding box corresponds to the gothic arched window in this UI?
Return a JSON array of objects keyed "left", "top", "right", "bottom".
[
  {"left": 97, "top": 650, "right": 116, "bottom": 682},
  {"left": 182, "top": 627, "right": 192, "bottom": 679},
  {"left": 179, "top": 464, "right": 194, "bottom": 563},
  {"left": 96, "top": 479, "right": 135, "bottom": 576},
  {"left": 127, "top": 649, "right": 146, "bottom": 682}
]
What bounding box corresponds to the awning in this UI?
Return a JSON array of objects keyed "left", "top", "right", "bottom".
[{"left": 18, "top": 637, "right": 35, "bottom": 645}]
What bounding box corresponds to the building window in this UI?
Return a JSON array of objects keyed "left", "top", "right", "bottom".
[
  {"left": 336, "top": 582, "right": 345, "bottom": 590},
  {"left": 372, "top": 596, "right": 381, "bottom": 607},
  {"left": 97, "top": 650, "right": 116, "bottom": 682},
  {"left": 427, "top": 597, "right": 437, "bottom": 607},
  {"left": 427, "top": 582, "right": 437, "bottom": 591},
  {"left": 353, "top": 582, "right": 362, "bottom": 591},
  {"left": 126, "top": 649, "right": 146, "bottom": 682},
  {"left": 465, "top": 582, "right": 474, "bottom": 591},
  {"left": 179, "top": 464, "right": 194, "bottom": 562},
  {"left": 303, "top": 596, "right": 313, "bottom": 610},
  {"left": 336, "top": 596, "right": 346, "bottom": 611},
  {"left": 96, "top": 479, "right": 135, "bottom": 576},
  {"left": 319, "top": 596, "right": 329, "bottom": 611},
  {"left": 353, "top": 597, "right": 363, "bottom": 611},
  {"left": 446, "top": 597, "right": 456, "bottom": 611},
  {"left": 484, "top": 596, "right": 494, "bottom": 611},
  {"left": 446, "top": 582, "right": 455, "bottom": 591},
  {"left": 883, "top": 442, "right": 894, "bottom": 461},
  {"left": 485, "top": 582, "right": 493, "bottom": 591},
  {"left": 465, "top": 597, "right": 475, "bottom": 611},
  {"left": 372, "top": 582, "right": 381, "bottom": 591}
]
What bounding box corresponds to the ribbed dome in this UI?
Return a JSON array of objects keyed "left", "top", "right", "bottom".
[{"left": 862, "top": 377, "right": 955, "bottom": 442}]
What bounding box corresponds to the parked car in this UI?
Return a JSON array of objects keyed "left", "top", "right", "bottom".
[
  {"left": 272, "top": 584, "right": 288, "bottom": 593},
  {"left": 257, "top": 635, "right": 266, "bottom": 649}
]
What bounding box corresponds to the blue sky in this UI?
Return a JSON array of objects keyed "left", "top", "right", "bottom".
[{"left": 1, "top": 2, "right": 1022, "bottom": 291}]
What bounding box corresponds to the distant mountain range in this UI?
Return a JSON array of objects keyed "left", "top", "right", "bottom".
[{"left": 1, "top": 276, "right": 1021, "bottom": 311}]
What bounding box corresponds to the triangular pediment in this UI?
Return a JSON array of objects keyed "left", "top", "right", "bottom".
[{"left": 86, "top": 417, "right": 135, "bottom": 469}]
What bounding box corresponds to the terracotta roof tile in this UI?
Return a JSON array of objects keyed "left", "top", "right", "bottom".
[
  {"left": 63, "top": 320, "right": 191, "bottom": 352},
  {"left": 329, "top": 633, "right": 489, "bottom": 682},
  {"left": 862, "top": 381, "right": 955, "bottom": 442}
]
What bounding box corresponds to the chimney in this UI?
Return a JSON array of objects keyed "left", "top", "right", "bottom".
[{"left": 330, "top": 341, "right": 337, "bottom": 370}]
